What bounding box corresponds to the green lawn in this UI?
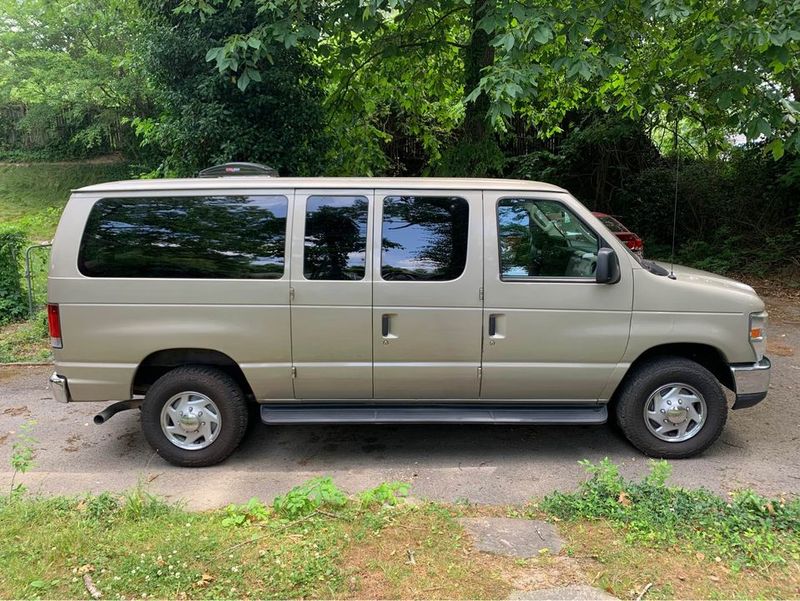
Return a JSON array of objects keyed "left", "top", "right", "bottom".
[
  {"left": 0, "top": 465, "right": 799, "bottom": 599},
  {"left": 0, "top": 159, "right": 131, "bottom": 241}
]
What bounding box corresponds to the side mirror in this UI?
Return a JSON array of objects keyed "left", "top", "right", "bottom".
[{"left": 596, "top": 247, "right": 620, "bottom": 284}]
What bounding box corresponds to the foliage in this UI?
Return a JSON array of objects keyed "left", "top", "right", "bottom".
[
  {"left": 0, "top": 0, "right": 152, "bottom": 158},
  {"left": 272, "top": 476, "right": 348, "bottom": 519},
  {"left": 135, "top": 1, "right": 329, "bottom": 177},
  {"left": 0, "top": 225, "right": 27, "bottom": 325},
  {"left": 178, "top": 0, "right": 800, "bottom": 175},
  {"left": 542, "top": 458, "right": 800, "bottom": 569},
  {"left": 358, "top": 481, "right": 410, "bottom": 508},
  {"left": 222, "top": 498, "right": 270, "bottom": 527},
  {"left": 8, "top": 421, "right": 37, "bottom": 498},
  {"left": 0, "top": 310, "right": 50, "bottom": 364}
]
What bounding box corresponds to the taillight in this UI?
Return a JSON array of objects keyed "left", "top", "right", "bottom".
[{"left": 47, "top": 303, "right": 62, "bottom": 349}]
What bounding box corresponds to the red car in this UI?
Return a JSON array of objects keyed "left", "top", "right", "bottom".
[{"left": 592, "top": 212, "right": 643, "bottom": 256}]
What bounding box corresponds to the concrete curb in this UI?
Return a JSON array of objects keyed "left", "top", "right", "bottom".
[{"left": 0, "top": 362, "right": 53, "bottom": 367}]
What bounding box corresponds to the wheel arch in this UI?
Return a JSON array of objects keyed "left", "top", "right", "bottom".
[
  {"left": 613, "top": 343, "right": 734, "bottom": 402},
  {"left": 132, "top": 348, "right": 256, "bottom": 400}
]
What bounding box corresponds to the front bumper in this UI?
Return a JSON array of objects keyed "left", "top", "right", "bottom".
[
  {"left": 49, "top": 372, "right": 72, "bottom": 404},
  {"left": 730, "top": 357, "right": 771, "bottom": 409}
]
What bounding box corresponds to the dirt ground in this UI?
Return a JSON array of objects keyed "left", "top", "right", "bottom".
[{"left": 0, "top": 293, "right": 798, "bottom": 510}]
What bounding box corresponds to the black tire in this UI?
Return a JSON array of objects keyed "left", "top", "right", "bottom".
[
  {"left": 141, "top": 366, "right": 249, "bottom": 467},
  {"left": 614, "top": 357, "right": 727, "bottom": 459}
]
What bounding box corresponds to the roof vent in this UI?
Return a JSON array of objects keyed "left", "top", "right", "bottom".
[{"left": 198, "top": 162, "right": 278, "bottom": 178}]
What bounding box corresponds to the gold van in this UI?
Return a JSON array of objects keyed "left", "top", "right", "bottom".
[{"left": 47, "top": 166, "right": 771, "bottom": 466}]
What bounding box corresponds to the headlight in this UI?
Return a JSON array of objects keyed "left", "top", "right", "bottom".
[{"left": 749, "top": 311, "right": 767, "bottom": 361}]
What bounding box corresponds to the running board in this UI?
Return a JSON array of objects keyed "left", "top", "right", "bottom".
[{"left": 260, "top": 404, "right": 607, "bottom": 425}]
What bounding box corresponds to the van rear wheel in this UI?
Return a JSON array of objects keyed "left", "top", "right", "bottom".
[
  {"left": 615, "top": 357, "right": 727, "bottom": 458},
  {"left": 141, "top": 366, "right": 249, "bottom": 467}
]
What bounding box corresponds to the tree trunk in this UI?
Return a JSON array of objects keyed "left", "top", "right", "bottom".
[{"left": 462, "top": 0, "right": 495, "bottom": 143}]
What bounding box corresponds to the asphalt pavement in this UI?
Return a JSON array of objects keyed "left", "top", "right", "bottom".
[{"left": 1, "top": 299, "right": 798, "bottom": 510}]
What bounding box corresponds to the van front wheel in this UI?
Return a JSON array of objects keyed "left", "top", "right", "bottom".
[
  {"left": 141, "top": 366, "right": 249, "bottom": 467},
  {"left": 615, "top": 357, "right": 727, "bottom": 459}
]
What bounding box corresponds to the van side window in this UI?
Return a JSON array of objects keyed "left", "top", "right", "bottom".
[
  {"left": 381, "top": 196, "right": 469, "bottom": 281},
  {"left": 78, "top": 196, "right": 288, "bottom": 279},
  {"left": 497, "top": 199, "right": 599, "bottom": 279},
  {"left": 303, "top": 196, "right": 369, "bottom": 280}
]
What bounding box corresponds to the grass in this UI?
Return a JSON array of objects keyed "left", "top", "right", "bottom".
[
  {"left": 0, "top": 159, "right": 131, "bottom": 240},
  {"left": 1, "top": 466, "right": 798, "bottom": 600},
  {"left": 0, "top": 483, "right": 515, "bottom": 600},
  {"left": 533, "top": 459, "right": 800, "bottom": 599},
  {"left": 0, "top": 310, "right": 50, "bottom": 363}
]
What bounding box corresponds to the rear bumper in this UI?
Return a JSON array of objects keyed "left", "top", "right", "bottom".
[
  {"left": 49, "top": 372, "right": 72, "bottom": 404},
  {"left": 730, "top": 357, "right": 770, "bottom": 409}
]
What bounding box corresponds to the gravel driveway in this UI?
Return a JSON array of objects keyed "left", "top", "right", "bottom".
[{"left": 1, "top": 296, "right": 798, "bottom": 510}]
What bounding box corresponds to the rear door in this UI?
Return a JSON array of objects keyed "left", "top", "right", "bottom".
[
  {"left": 289, "top": 190, "right": 374, "bottom": 399},
  {"left": 372, "top": 189, "right": 483, "bottom": 399}
]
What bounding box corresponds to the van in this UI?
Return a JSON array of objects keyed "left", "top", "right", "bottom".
[{"left": 47, "top": 166, "right": 771, "bottom": 466}]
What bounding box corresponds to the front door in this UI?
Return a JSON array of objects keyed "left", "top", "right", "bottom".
[
  {"left": 290, "top": 190, "right": 374, "bottom": 399},
  {"left": 481, "top": 192, "right": 633, "bottom": 401},
  {"left": 372, "top": 190, "right": 483, "bottom": 399}
]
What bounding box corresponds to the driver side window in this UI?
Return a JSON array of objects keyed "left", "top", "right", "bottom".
[{"left": 497, "top": 199, "right": 598, "bottom": 279}]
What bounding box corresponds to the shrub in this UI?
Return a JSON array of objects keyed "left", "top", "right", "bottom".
[{"left": 0, "top": 225, "right": 27, "bottom": 324}]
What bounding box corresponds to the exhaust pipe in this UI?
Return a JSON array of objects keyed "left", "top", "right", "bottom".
[{"left": 94, "top": 400, "right": 142, "bottom": 425}]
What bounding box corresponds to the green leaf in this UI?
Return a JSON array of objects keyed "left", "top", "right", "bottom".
[
  {"left": 237, "top": 70, "right": 250, "bottom": 92},
  {"left": 533, "top": 25, "right": 552, "bottom": 45},
  {"left": 766, "top": 138, "right": 784, "bottom": 160}
]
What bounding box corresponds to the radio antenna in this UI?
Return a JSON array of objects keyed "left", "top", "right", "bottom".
[{"left": 668, "top": 117, "right": 679, "bottom": 280}]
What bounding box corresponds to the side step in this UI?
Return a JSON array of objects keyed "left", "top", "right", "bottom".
[{"left": 260, "top": 404, "right": 607, "bottom": 425}]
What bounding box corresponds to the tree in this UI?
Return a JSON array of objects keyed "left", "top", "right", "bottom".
[
  {"left": 0, "top": 0, "right": 151, "bottom": 157},
  {"left": 136, "top": 0, "right": 329, "bottom": 176},
  {"left": 178, "top": 0, "right": 800, "bottom": 174}
]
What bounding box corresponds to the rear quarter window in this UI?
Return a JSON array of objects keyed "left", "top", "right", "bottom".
[{"left": 78, "top": 195, "right": 288, "bottom": 279}]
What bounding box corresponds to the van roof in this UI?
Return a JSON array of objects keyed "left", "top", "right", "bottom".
[{"left": 73, "top": 177, "right": 567, "bottom": 194}]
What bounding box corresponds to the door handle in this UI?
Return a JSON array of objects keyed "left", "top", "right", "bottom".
[
  {"left": 382, "top": 314, "right": 391, "bottom": 337},
  {"left": 488, "top": 313, "right": 505, "bottom": 338}
]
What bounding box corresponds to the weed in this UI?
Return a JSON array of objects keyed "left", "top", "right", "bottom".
[
  {"left": 358, "top": 481, "right": 409, "bottom": 508},
  {"left": 122, "top": 483, "right": 174, "bottom": 520},
  {"left": 0, "top": 310, "right": 50, "bottom": 363},
  {"left": 273, "top": 476, "right": 348, "bottom": 519},
  {"left": 8, "top": 420, "right": 37, "bottom": 497},
  {"left": 541, "top": 458, "right": 800, "bottom": 568},
  {"left": 221, "top": 497, "right": 270, "bottom": 527},
  {"left": 84, "top": 492, "right": 121, "bottom": 521}
]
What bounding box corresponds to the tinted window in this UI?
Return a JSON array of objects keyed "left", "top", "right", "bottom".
[
  {"left": 498, "top": 199, "right": 598, "bottom": 279},
  {"left": 303, "top": 196, "right": 368, "bottom": 280},
  {"left": 79, "top": 195, "right": 288, "bottom": 279},
  {"left": 381, "top": 196, "right": 469, "bottom": 281}
]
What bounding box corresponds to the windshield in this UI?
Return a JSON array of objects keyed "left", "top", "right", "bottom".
[{"left": 598, "top": 215, "right": 627, "bottom": 233}]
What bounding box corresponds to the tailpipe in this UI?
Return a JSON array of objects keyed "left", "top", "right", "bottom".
[{"left": 94, "top": 400, "right": 142, "bottom": 425}]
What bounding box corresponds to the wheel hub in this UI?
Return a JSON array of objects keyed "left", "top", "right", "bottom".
[
  {"left": 665, "top": 407, "right": 688, "bottom": 424},
  {"left": 643, "top": 383, "right": 707, "bottom": 443},
  {"left": 160, "top": 392, "right": 221, "bottom": 450},
  {"left": 178, "top": 409, "right": 201, "bottom": 432}
]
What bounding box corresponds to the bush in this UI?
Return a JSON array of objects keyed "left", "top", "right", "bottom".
[{"left": 0, "top": 225, "right": 27, "bottom": 325}]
